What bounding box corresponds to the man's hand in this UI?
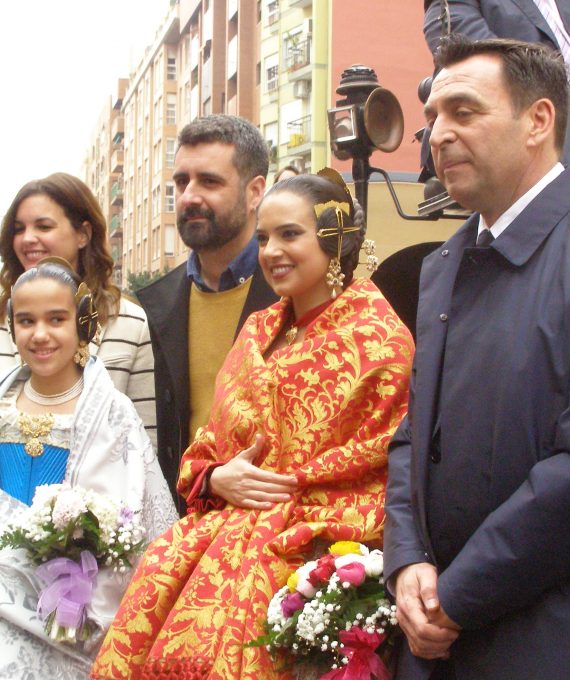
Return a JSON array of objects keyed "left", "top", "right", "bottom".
[
  {"left": 395, "top": 562, "right": 460, "bottom": 660},
  {"left": 209, "top": 435, "right": 297, "bottom": 509},
  {"left": 428, "top": 605, "right": 461, "bottom": 631}
]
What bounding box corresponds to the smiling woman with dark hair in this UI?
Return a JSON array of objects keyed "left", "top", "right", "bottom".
[{"left": 93, "top": 169, "right": 414, "bottom": 680}]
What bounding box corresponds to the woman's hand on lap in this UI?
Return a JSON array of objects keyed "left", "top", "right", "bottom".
[{"left": 209, "top": 435, "right": 297, "bottom": 509}]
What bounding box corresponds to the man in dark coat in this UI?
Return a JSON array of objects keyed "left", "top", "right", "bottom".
[
  {"left": 384, "top": 36, "right": 570, "bottom": 679},
  {"left": 138, "top": 115, "right": 277, "bottom": 514}
]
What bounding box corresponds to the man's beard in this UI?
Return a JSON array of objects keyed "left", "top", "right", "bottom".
[{"left": 177, "top": 201, "right": 247, "bottom": 251}]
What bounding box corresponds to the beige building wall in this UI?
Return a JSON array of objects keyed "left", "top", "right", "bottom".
[
  {"left": 259, "top": 0, "right": 329, "bottom": 182},
  {"left": 83, "top": 78, "right": 128, "bottom": 285}
]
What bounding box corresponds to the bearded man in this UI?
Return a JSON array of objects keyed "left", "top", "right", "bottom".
[{"left": 138, "top": 115, "right": 276, "bottom": 514}]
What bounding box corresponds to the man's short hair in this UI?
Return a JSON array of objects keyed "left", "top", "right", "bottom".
[
  {"left": 435, "top": 34, "right": 569, "bottom": 154},
  {"left": 177, "top": 114, "right": 269, "bottom": 183}
]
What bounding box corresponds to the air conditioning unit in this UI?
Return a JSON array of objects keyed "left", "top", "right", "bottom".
[{"left": 293, "top": 79, "right": 310, "bottom": 99}]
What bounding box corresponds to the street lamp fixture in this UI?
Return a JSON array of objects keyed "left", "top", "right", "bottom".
[{"left": 327, "top": 64, "right": 462, "bottom": 221}]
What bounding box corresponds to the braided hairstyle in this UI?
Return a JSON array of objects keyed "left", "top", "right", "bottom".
[{"left": 262, "top": 172, "right": 367, "bottom": 288}]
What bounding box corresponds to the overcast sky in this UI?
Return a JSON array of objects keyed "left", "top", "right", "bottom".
[{"left": 0, "top": 1, "right": 170, "bottom": 218}]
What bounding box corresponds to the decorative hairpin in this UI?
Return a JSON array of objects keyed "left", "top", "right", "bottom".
[
  {"left": 314, "top": 200, "right": 350, "bottom": 220},
  {"left": 362, "top": 239, "right": 379, "bottom": 273},
  {"left": 317, "top": 167, "right": 355, "bottom": 213}
]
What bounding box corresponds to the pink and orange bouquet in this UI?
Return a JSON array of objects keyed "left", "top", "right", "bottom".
[{"left": 251, "top": 541, "right": 398, "bottom": 680}]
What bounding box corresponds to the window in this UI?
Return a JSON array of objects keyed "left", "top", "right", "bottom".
[
  {"left": 154, "top": 55, "right": 163, "bottom": 90},
  {"left": 154, "top": 99, "right": 162, "bottom": 133},
  {"left": 267, "top": 0, "right": 278, "bottom": 25},
  {"left": 203, "top": 97, "right": 212, "bottom": 116},
  {"left": 166, "top": 138, "right": 176, "bottom": 168},
  {"left": 167, "top": 56, "right": 177, "bottom": 80},
  {"left": 184, "top": 36, "right": 191, "bottom": 67},
  {"left": 266, "top": 53, "right": 279, "bottom": 92},
  {"left": 165, "top": 182, "right": 175, "bottom": 212},
  {"left": 153, "top": 141, "right": 162, "bottom": 174},
  {"left": 165, "top": 224, "right": 175, "bottom": 255},
  {"left": 166, "top": 94, "right": 177, "bottom": 125},
  {"left": 152, "top": 186, "right": 161, "bottom": 217},
  {"left": 267, "top": 66, "right": 278, "bottom": 91},
  {"left": 185, "top": 82, "right": 191, "bottom": 116},
  {"left": 152, "top": 226, "right": 160, "bottom": 258}
]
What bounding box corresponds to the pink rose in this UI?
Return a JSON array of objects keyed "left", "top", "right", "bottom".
[
  {"left": 281, "top": 592, "right": 305, "bottom": 618},
  {"left": 335, "top": 561, "right": 366, "bottom": 587}
]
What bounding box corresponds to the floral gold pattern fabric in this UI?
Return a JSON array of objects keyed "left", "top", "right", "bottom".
[{"left": 92, "top": 279, "right": 414, "bottom": 680}]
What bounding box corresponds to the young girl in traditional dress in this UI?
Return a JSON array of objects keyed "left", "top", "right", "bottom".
[
  {"left": 93, "top": 170, "right": 415, "bottom": 680},
  {"left": 0, "top": 259, "right": 177, "bottom": 679},
  {"left": 0, "top": 173, "right": 156, "bottom": 447}
]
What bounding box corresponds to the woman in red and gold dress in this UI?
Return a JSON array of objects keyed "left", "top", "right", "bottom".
[{"left": 92, "top": 169, "right": 414, "bottom": 680}]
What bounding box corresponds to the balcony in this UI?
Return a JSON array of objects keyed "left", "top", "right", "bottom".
[
  {"left": 286, "top": 35, "right": 311, "bottom": 79},
  {"left": 111, "top": 148, "right": 124, "bottom": 173},
  {"left": 109, "top": 214, "right": 122, "bottom": 237},
  {"left": 287, "top": 114, "right": 311, "bottom": 152},
  {"left": 111, "top": 117, "right": 124, "bottom": 145},
  {"left": 110, "top": 181, "right": 123, "bottom": 206}
]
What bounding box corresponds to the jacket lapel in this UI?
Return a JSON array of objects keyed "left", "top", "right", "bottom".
[
  {"left": 138, "top": 264, "right": 190, "bottom": 422},
  {"left": 235, "top": 264, "right": 277, "bottom": 339},
  {"left": 511, "top": 0, "right": 561, "bottom": 45}
]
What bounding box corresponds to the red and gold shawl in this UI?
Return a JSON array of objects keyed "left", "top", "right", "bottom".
[{"left": 92, "top": 278, "right": 413, "bottom": 680}]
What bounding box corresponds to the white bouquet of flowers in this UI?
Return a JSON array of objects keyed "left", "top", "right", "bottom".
[
  {"left": 0, "top": 483, "right": 145, "bottom": 644},
  {"left": 249, "top": 541, "right": 399, "bottom": 680}
]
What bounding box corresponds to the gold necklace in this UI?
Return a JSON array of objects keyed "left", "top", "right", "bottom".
[
  {"left": 284, "top": 300, "right": 332, "bottom": 345},
  {"left": 17, "top": 412, "right": 55, "bottom": 457}
]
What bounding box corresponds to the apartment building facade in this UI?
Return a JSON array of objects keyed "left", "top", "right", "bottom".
[
  {"left": 83, "top": 79, "right": 128, "bottom": 286},
  {"left": 86, "top": 0, "right": 443, "bottom": 286}
]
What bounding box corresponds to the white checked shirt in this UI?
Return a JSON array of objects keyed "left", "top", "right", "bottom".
[{"left": 533, "top": 0, "right": 570, "bottom": 72}]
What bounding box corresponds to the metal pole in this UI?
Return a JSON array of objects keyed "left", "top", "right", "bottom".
[{"left": 351, "top": 156, "right": 370, "bottom": 219}]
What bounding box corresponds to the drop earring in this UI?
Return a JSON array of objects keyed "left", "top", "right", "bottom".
[{"left": 73, "top": 342, "right": 90, "bottom": 367}]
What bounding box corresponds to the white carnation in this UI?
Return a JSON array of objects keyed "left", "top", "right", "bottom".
[
  {"left": 363, "top": 549, "right": 384, "bottom": 578},
  {"left": 334, "top": 553, "right": 367, "bottom": 569}
]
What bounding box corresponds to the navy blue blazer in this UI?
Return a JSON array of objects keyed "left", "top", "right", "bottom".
[
  {"left": 424, "top": 0, "right": 570, "bottom": 164},
  {"left": 384, "top": 168, "right": 570, "bottom": 679}
]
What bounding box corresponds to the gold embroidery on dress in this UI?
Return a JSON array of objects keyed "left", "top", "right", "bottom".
[{"left": 17, "top": 412, "right": 54, "bottom": 457}]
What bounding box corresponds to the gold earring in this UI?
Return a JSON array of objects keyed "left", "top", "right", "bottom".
[
  {"left": 73, "top": 341, "right": 90, "bottom": 367},
  {"left": 326, "top": 258, "right": 344, "bottom": 299}
]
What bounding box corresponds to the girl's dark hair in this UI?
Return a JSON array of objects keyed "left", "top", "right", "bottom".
[
  {"left": 262, "top": 173, "right": 366, "bottom": 286},
  {"left": 12, "top": 260, "right": 79, "bottom": 298},
  {"left": 0, "top": 172, "right": 120, "bottom": 324}
]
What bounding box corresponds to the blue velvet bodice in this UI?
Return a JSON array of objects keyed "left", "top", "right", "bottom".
[{"left": 0, "top": 443, "right": 70, "bottom": 505}]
